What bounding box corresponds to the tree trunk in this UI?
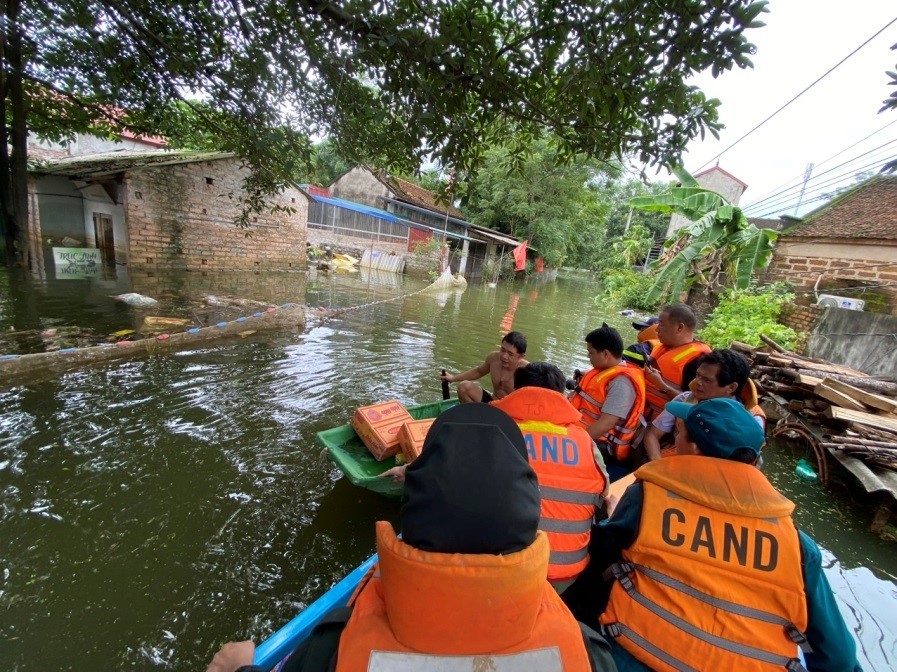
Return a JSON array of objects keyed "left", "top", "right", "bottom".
[{"left": 2, "top": 0, "right": 30, "bottom": 268}]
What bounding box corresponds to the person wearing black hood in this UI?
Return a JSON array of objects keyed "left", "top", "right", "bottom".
[{"left": 206, "top": 403, "right": 617, "bottom": 672}]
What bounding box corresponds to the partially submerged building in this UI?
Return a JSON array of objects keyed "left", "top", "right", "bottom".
[
  {"left": 28, "top": 150, "right": 310, "bottom": 277},
  {"left": 314, "top": 166, "right": 524, "bottom": 278}
]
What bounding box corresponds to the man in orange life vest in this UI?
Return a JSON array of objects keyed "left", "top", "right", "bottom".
[
  {"left": 491, "top": 362, "right": 609, "bottom": 592},
  {"left": 642, "top": 304, "right": 711, "bottom": 423},
  {"left": 569, "top": 324, "right": 645, "bottom": 481},
  {"left": 565, "top": 398, "right": 861, "bottom": 672},
  {"left": 642, "top": 348, "right": 766, "bottom": 461},
  {"left": 206, "top": 403, "right": 618, "bottom": 672}
]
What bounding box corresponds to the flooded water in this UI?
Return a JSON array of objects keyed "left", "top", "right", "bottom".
[{"left": 0, "top": 267, "right": 894, "bottom": 671}]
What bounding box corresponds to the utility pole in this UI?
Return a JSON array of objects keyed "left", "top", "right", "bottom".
[{"left": 794, "top": 163, "right": 814, "bottom": 216}]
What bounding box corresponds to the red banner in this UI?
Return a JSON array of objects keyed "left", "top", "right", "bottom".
[{"left": 512, "top": 241, "right": 528, "bottom": 271}]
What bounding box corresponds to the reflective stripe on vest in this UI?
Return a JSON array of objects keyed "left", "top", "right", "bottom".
[
  {"left": 539, "top": 517, "right": 593, "bottom": 534},
  {"left": 644, "top": 342, "right": 710, "bottom": 420},
  {"left": 606, "top": 562, "right": 813, "bottom": 654},
  {"left": 366, "top": 648, "right": 564, "bottom": 671},
  {"left": 570, "top": 364, "right": 645, "bottom": 461},
  {"left": 600, "top": 457, "right": 809, "bottom": 672},
  {"left": 549, "top": 546, "right": 589, "bottom": 567},
  {"left": 539, "top": 484, "right": 604, "bottom": 507}
]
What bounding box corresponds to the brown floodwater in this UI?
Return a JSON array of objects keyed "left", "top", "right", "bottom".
[{"left": 0, "top": 267, "right": 894, "bottom": 670}]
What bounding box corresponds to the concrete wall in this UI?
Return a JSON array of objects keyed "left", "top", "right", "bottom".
[
  {"left": 667, "top": 168, "right": 747, "bottom": 238},
  {"left": 330, "top": 167, "right": 390, "bottom": 209},
  {"left": 125, "top": 158, "right": 308, "bottom": 270},
  {"left": 80, "top": 184, "right": 128, "bottom": 263},
  {"left": 806, "top": 307, "right": 897, "bottom": 378},
  {"left": 765, "top": 237, "right": 897, "bottom": 314}
]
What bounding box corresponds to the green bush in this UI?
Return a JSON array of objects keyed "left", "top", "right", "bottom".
[
  {"left": 701, "top": 285, "right": 802, "bottom": 350},
  {"left": 600, "top": 268, "right": 658, "bottom": 312}
]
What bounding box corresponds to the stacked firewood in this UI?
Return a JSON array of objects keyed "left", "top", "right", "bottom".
[{"left": 732, "top": 335, "right": 897, "bottom": 475}]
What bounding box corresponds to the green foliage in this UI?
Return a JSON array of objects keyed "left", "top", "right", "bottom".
[
  {"left": 464, "top": 133, "right": 619, "bottom": 267},
  {"left": 612, "top": 224, "right": 653, "bottom": 267},
  {"left": 3, "top": 0, "right": 768, "bottom": 263},
  {"left": 631, "top": 167, "right": 777, "bottom": 304},
  {"left": 482, "top": 253, "right": 517, "bottom": 282},
  {"left": 700, "top": 285, "right": 801, "bottom": 350},
  {"left": 600, "top": 268, "right": 659, "bottom": 312}
]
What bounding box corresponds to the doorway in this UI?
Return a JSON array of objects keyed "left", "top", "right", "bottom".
[{"left": 93, "top": 213, "right": 115, "bottom": 265}]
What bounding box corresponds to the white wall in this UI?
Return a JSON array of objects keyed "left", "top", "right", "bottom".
[{"left": 79, "top": 183, "right": 128, "bottom": 263}]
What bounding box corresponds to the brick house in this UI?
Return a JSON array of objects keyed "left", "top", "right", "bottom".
[
  {"left": 316, "top": 166, "right": 524, "bottom": 278},
  {"left": 28, "top": 150, "right": 309, "bottom": 275},
  {"left": 764, "top": 175, "right": 897, "bottom": 313}
]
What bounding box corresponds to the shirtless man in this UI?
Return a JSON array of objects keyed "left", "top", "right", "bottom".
[{"left": 439, "top": 331, "right": 528, "bottom": 403}]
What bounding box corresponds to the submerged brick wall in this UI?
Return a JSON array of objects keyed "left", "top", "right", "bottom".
[{"left": 126, "top": 158, "right": 308, "bottom": 270}]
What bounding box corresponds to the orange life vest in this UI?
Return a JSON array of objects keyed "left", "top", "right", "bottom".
[
  {"left": 644, "top": 341, "right": 711, "bottom": 421},
  {"left": 491, "top": 387, "right": 607, "bottom": 582},
  {"left": 600, "top": 456, "right": 809, "bottom": 672},
  {"left": 637, "top": 323, "right": 660, "bottom": 350},
  {"left": 569, "top": 363, "right": 646, "bottom": 462},
  {"left": 335, "top": 522, "right": 592, "bottom": 672}
]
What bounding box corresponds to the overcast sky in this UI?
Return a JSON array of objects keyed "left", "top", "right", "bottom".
[{"left": 664, "top": 0, "right": 896, "bottom": 219}]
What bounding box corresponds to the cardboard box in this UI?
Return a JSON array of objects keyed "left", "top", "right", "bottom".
[
  {"left": 351, "top": 400, "right": 413, "bottom": 461},
  {"left": 398, "top": 418, "right": 436, "bottom": 464}
]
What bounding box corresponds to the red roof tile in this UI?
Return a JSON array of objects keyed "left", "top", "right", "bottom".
[
  {"left": 387, "top": 175, "right": 466, "bottom": 220},
  {"left": 787, "top": 176, "right": 897, "bottom": 241}
]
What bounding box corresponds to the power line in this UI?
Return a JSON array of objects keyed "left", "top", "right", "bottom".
[
  {"left": 743, "top": 140, "right": 897, "bottom": 215},
  {"left": 741, "top": 117, "right": 897, "bottom": 209},
  {"left": 749, "top": 153, "right": 896, "bottom": 218},
  {"left": 750, "top": 156, "right": 894, "bottom": 218},
  {"left": 746, "top": 154, "right": 896, "bottom": 218},
  {"left": 695, "top": 15, "right": 897, "bottom": 172}
]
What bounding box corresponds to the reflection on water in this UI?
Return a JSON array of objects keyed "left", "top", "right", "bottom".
[{"left": 0, "top": 269, "right": 894, "bottom": 670}]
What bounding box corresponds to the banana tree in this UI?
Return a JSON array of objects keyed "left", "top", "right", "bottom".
[{"left": 629, "top": 168, "right": 777, "bottom": 304}]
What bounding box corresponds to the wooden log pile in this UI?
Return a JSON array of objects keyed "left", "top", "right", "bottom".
[{"left": 733, "top": 335, "right": 897, "bottom": 476}]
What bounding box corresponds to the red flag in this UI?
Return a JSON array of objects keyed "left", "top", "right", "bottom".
[
  {"left": 535, "top": 257, "right": 544, "bottom": 273},
  {"left": 512, "top": 241, "right": 528, "bottom": 271}
]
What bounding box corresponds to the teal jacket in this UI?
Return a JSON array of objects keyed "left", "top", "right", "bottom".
[{"left": 564, "top": 482, "right": 862, "bottom": 672}]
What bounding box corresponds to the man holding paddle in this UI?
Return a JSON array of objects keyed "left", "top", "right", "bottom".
[{"left": 439, "top": 331, "right": 529, "bottom": 403}]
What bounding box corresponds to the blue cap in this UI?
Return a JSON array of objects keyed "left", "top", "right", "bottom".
[{"left": 665, "top": 397, "right": 764, "bottom": 459}]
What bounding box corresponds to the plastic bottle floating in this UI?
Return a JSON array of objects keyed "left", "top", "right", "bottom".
[
  {"left": 156, "top": 333, "right": 170, "bottom": 341},
  {"left": 187, "top": 328, "right": 201, "bottom": 335},
  {"left": 795, "top": 458, "right": 819, "bottom": 481},
  {"left": 216, "top": 322, "right": 228, "bottom": 328}
]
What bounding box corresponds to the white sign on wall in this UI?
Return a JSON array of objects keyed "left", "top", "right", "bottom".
[{"left": 52, "top": 247, "right": 102, "bottom": 279}]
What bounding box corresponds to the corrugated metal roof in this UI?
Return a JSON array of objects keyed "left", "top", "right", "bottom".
[
  {"left": 312, "top": 194, "right": 400, "bottom": 222},
  {"left": 310, "top": 194, "right": 478, "bottom": 242}
]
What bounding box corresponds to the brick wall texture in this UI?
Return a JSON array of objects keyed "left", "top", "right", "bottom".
[
  {"left": 764, "top": 244, "right": 897, "bottom": 315},
  {"left": 125, "top": 158, "right": 308, "bottom": 271}
]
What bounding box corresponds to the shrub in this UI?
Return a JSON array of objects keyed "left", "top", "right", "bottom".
[
  {"left": 701, "top": 285, "right": 802, "bottom": 350},
  {"left": 600, "top": 268, "right": 658, "bottom": 312}
]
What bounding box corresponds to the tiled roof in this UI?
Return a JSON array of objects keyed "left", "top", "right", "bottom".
[
  {"left": 785, "top": 176, "right": 897, "bottom": 241},
  {"left": 693, "top": 165, "right": 748, "bottom": 189},
  {"left": 387, "top": 175, "right": 466, "bottom": 220},
  {"left": 31, "top": 150, "right": 234, "bottom": 178}
]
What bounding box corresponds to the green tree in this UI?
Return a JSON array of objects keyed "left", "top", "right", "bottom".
[
  {"left": 2, "top": 0, "right": 767, "bottom": 266},
  {"left": 464, "top": 134, "right": 617, "bottom": 267},
  {"left": 631, "top": 167, "right": 777, "bottom": 304},
  {"left": 612, "top": 224, "right": 653, "bottom": 267},
  {"left": 599, "top": 178, "right": 676, "bottom": 240}
]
